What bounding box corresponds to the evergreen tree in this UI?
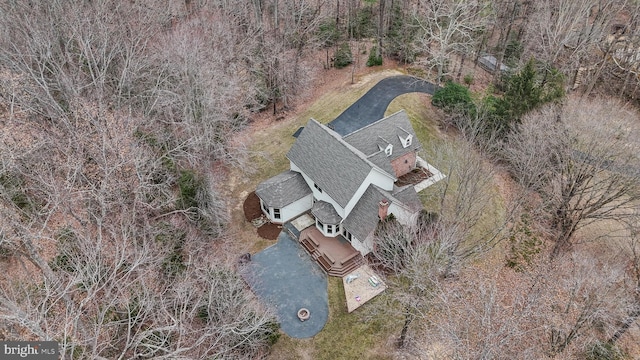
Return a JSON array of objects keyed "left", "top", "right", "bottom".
[{"left": 486, "top": 58, "right": 564, "bottom": 139}]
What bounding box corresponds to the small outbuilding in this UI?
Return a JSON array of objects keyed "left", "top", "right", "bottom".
[{"left": 478, "top": 54, "right": 510, "bottom": 74}]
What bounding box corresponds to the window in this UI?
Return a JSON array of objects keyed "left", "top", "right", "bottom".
[
  {"left": 344, "top": 230, "right": 353, "bottom": 241},
  {"left": 327, "top": 224, "right": 334, "bottom": 234},
  {"left": 273, "top": 208, "right": 281, "bottom": 220},
  {"left": 314, "top": 183, "right": 323, "bottom": 193},
  {"left": 385, "top": 144, "right": 393, "bottom": 156},
  {"left": 316, "top": 219, "right": 324, "bottom": 231},
  {"left": 262, "top": 201, "right": 269, "bottom": 212}
]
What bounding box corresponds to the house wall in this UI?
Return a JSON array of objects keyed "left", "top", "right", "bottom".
[
  {"left": 260, "top": 194, "right": 313, "bottom": 224},
  {"left": 316, "top": 220, "right": 341, "bottom": 237},
  {"left": 390, "top": 151, "right": 417, "bottom": 178},
  {"left": 343, "top": 168, "right": 395, "bottom": 217},
  {"left": 280, "top": 193, "right": 314, "bottom": 223},
  {"left": 389, "top": 203, "right": 420, "bottom": 227},
  {"left": 350, "top": 232, "right": 374, "bottom": 255},
  {"left": 348, "top": 205, "right": 418, "bottom": 257}
]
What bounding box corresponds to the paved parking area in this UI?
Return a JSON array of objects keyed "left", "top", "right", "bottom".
[{"left": 244, "top": 231, "right": 328, "bottom": 338}]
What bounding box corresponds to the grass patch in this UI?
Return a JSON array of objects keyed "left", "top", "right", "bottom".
[
  {"left": 385, "top": 92, "right": 441, "bottom": 149},
  {"left": 268, "top": 277, "right": 396, "bottom": 360}
]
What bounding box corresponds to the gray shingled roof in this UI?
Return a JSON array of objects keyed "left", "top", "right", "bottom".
[
  {"left": 342, "top": 184, "right": 422, "bottom": 243},
  {"left": 311, "top": 201, "right": 342, "bottom": 225},
  {"left": 342, "top": 110, "right": 422, "bottom": 162},
  {"left": 287, "top": 119, "right": 394, "bottom": 208},
  {"left": 392, "top": 185, "right": 423, "bottom": 212},
  {"left": 255, "top": 170, "right": 311, "bottom": 208},
  {"left": 366, "top": 151, "right": 396, "bottom": 176}
]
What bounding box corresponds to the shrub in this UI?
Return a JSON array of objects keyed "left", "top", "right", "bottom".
[
  {"left": 157, "top": 227, "right": 187, "bottom": 279},
  {"left": 504, "top": 39, "right": 524, "bottom": 66},
  {"left": 505, "top": 214, "right": 543, "bottom": 272},
  {"left": 348, "top": 5, "right": 375, "bottom": 39},
  {"left": 177, "top": 170, "right": 201, "bottom": 210},
  {"left": 162, "top": 249, "right": 186, "bottom": 279},
  {"left": 366, "top": 46, "right": 383, "bottom": 67},
  {"left": 431, "top": 81, "right": 476, "bottom": 116},
  {"left": 0, "top": 172, "right": 35, "bottom": 213},
  {"left": 585, "top": 341, "right": 627, "bottom": 360},
  {"left": 333, "top": 43, "right": 353, "bottom": 69},
  {"left": 463, "top": 74, "right": 474, "bottom": 87},
  {"left": 50, "top": 227, "right": 80, "bottom": 273}
]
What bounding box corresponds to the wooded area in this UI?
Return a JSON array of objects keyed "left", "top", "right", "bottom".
[{"left": 1, "top": 0, "right": 640, "bottom": 359}]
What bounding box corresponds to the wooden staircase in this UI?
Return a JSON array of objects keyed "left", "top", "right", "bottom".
[{"left": 299, "top": 233, "right": 365, "bottom": 277}]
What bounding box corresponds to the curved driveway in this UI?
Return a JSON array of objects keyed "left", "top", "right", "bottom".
[{"left": 328, "top": 75, "right": 439, "bottom": 136}]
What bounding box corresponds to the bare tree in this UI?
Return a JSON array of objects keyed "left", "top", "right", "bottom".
[
  {"left": 425, "top": 131, "right": 521, "bottom": 276},
  {"left": 523, "top": 0, "right": 620, "bottom": 76},
  {"left": 607, "top": 210, "right": 640, "bottom": 345},
  {"left": 417, "top": 248, "right": 626, "bottom": 359},
  {"left": 414, "top": 0, "right": 488, "bottom": 83},
  {"left": 372, "top": 133, "right": 521, "bottom": 348},
  {"left": 503, "top": 96, "right": 640, "bottom": 258}
]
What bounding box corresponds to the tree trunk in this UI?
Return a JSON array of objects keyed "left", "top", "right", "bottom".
[
  {"left": 377, "top": 0, "right": 385, "bottom": 59},
  {"left": 397, "top": 309, "right": 412, "bottom": 348},
  {"left": 456, "top": 54, "right": 466, "bottom": 82},
  {"left": 608, "top": 306, "right": 640, "bottom": 344}
]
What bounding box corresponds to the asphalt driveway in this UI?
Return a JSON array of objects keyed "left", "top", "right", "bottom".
[
  {"left": 328, "top": 75, "right": 439, "bottom": 136},
  {"left": 244, "top": 231, "right": 328, "bottom": 338}
]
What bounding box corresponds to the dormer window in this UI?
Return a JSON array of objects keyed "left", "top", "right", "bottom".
[
  {"left": 385, "top": 144, "right": 393, "bottom": 156},
  {"left": 402, "top": 135, "right": 413, "bottom": 148}
]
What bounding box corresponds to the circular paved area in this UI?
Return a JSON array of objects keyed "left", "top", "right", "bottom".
[
  {"left": 244, "top": 231, "right": 328, "bottom": 338},
  {"left": 328, "top": 75, "right": 439, "bottom": 135}
]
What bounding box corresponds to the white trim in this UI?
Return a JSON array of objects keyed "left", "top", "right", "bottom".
[
  {"left": 384, "top": 144, "right": 393, "bottom": 156},
  {"left": 414, "top": 156, "right": 446, "bottom": 192}
]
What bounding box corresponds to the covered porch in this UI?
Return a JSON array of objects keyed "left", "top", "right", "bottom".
[{"left": 299, "top": 227, "right": 364, "bottom": 277}]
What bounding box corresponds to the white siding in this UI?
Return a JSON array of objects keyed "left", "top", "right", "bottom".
[
  {"left": 315, "top": 221, "right": 341, "bottom": 237},
  {"left": 388, "top": 203, "right": 419, "bottom": 227},
  {"left": 280, "top": 193, "right": 313, "bottom": 223},
  {"left": 350, "top": 233, "right": 373, "bottom": 255},
  {"left": 344, "top": 168, "right": 395, "bottom": 217},
  {"left": 261, "top": 193, "right": 313, "bottom": 224}
]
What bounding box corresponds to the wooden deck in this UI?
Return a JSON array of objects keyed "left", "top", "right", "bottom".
[{"left": 299, "top": 227, "right": 364, "bottom": 277}]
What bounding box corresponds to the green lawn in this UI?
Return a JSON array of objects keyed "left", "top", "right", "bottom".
[{"left": 269, "top": 277, "right": 398, "bottom": 360}]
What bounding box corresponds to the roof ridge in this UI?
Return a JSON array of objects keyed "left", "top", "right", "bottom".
[
  {"left": 396, "top": 126, "right": 411, "bottom": 136},
  {"left": 377, "top": 135, "right": 392, "bottom": 144}
]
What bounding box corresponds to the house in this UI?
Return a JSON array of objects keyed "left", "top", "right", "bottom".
[
  {"left": 255, "top": 110, "right": 432, "bottom": 257},
  {"left": 478, "top": 54, "right": 510, "bottom": 74}
]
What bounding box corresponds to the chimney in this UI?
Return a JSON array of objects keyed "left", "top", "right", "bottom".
[{"left": 378, "top": 199, "right": 390, "bottom": 220}]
